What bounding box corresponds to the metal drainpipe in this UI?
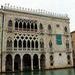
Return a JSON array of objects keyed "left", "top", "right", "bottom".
[{"left": 1, "top": 5, "right": 4, "bottom": 73}]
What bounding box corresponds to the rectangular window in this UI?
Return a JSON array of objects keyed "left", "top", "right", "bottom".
[{"left": 56, "top": 34, "right": 62, "bottom": 45}]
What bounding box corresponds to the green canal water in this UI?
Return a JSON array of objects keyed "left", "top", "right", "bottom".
[{"left": 1, "top": 68, "right": 75, "bottom": 75}]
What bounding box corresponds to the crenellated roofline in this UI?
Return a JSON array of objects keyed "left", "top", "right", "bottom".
[{"left": 0, "top": 4, "right": 69, "bottom": 20}]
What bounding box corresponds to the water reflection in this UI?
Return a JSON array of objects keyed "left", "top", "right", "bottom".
[{"left": 1, "top": 68, "right": 75, "bottom": 75}]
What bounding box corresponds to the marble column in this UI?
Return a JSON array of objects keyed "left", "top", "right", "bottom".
[
  {"left": 12, "top": 56, "right": 14, "bottom": 72},
  {"left": 39, "top": 58, "right": 40, "bottom": 70},
  {"left": 31, "top": 57, "right": 33, "bottom": 70},
  {"left": 21, "top": 56, "right": 23, "bottom": 71}
]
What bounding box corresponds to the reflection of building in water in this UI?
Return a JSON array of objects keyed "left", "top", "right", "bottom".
[{"left": 0, "top": 4, "right": 73, "bottom": 72}]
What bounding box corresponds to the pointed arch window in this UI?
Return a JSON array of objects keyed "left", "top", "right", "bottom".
[
  {"left": 31, "top": 40, "right": 34, "bottom": 48},
  {"left": 18, "top": 40, "right": 22, "bottom": 48},
  {"left": 40, "top": 39, "right": 44, "bottom": 48},
  {"left": 27, "top": 22, "right": 30, "bottom": 31},
  {"left": 50, "top": 55, "right": 53, "bottom": 61},
  {"left": 8, "top": 20, "right": 12, "bottom": 27},
  {"left": 49, "top": 40, "right": 52, "bottom": 48},
  {"left": 35, "top": 23, "right": 37, "bottom": 31},
  {"left": 67, "top": 55, "right": 71, "bottom": 65},
  {"left": 39, "top": 23, "right": 43, "bottom": 30},
  {"left": 27, "top": 40, "right": 30, "bottom": 48},
  {"left": 15, "top": 21, "right": 18, "bottom": 30},
  {"left": 19, "top": 22, "right": 22, "bottom": 30},
  {"left": 35, "top": 41, "right": 38, "bottom": 48},
  {"left": 48, "top": 25, "right": 52, "bottom": 31},
  {"left": 23, "top": 40, "right": 26, "bottom": 48},
  {"left": 14, "top": 39, "right": 17, "bottom": 47},
  {"left": 31, "top": 23, "right": 34, "bottom": 31},
  {"left": 8, "top": 20, "right": 13, "bottom": 32},
  {"left": 7, "top": 40, "right": 12, "bottom": 47},
  {"left": 66, "top": 40, "right": 69, "bottom": 48},
  {"left": 64, "top": 26, "right": 68, "bottom": 32},
  {"left": 23, "top": 22, "right": 26, "bottom": 31}
]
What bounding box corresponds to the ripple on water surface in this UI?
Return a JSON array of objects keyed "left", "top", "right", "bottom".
[{"left": 1, "top": 68, "right": 75, "bottom": 75}]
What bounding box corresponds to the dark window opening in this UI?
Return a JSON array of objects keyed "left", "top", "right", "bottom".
[
  {"left": 40, "top": 23, "right": 43, "bottom": 30},
  {"left": 50, "top": 63, "right": 53, "bottom": 66},
  {"left": 66, "top": 43, "right": 69, "bottom": 48},
  {"left": 23, "top": 40, "right": 26, "bottom": 48},
  {"left": 31, "top": 40, "right": 34, "bottom": 48},
  {"left": 67, "top": 55, "right": 70, "bottom": 60},
  {"left": 7, "top": 40, "right": 12, "bottom": 47},
  {"left": 23, "top": 54, "right": 31, "bottom": 71},
  {"left": 27, "top": 40, "right": 30, "bottom": 48},
  {"left": 50, "top": 55, "right": 53, "bottom": 61},
  {"left": 59, "top": 53, "right": 62, "bottom": 56},
  {"left": 18, "top": 40, "right": 22, "bottom": 48},
  {"left": 31, "top": 23, "right": 34, "bottom": 31},
  {"left": 35, "top": 41, "right": 38, "bottom": 48},
  {"left": 33, "top": 54, "right": 39, "bottom": 70},
  {"left": 19, "top": 22, "right": 22, "bottom": 30},
  {"left": 68, "top": 61, "right": 71, "bottom": 65},
  {"left": 27, "top": 22, "right": 30, "bottom": 31},
  {"left": 49, "top": 41, "right": 52, "bottom": 48},
  {"left": 14, "top": 40, "right": 17, "bottom": 47},
  {"left": 64, "top": 27, "right": 68, "bottom": 32},
  {"left": 35, "top": 23, "right": 37, "bottom": 31},
  {"left": 23, "top": 22, "right": 26, "bottom": 31},
  {"left": 48, "top": 25, "right": 51, "bottom": 31},
  {"left": 40, "top": 42, "right": 44, "bottom": 48},
  {"left": 8, "top": 20, "right": 12, "bottom": 27},
  {"left": 56, "top": 24, "right": 59, "bottom": 27},
  {"left": 15, "top": 21, "right": 18, "bottom": 30},
  {"left": 6, "top": 54, "right": 12, "bottom": 71},
  {"left": 8, "top": 20, "right": 12, "bottom": 32}
]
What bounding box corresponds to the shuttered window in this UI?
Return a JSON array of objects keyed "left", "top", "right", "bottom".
[{"left": 56, "top": 34, "right": 62, "bottom": 45}]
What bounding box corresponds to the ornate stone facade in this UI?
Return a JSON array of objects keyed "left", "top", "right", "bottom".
[{"left": 0, "top": 5, "right": 73, "bottom": 72}]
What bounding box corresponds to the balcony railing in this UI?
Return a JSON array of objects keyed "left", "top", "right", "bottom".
[
  {"left": 8, "top": 27, "right": 12, "bottom": 32},
  {"left": 13, "top": 48, "right": 39, "bottom": 51},
  {"left": 6, "top": 47, "right": 12, "bottom": 50},
  {"left": 6, "top": 47, "right": 46, "bottom": 52},
  {"left": 14, "top": 47, "right": 17, "bottom": 50},
  {"left": 14, "top": 28, "right": 38, "bottom": 32}
]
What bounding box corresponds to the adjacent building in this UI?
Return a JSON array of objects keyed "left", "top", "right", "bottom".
[
  {"left": 0, "top": 5, "right": 73, "bottom": 72},
  {"left": 71, "top": 31, "right": 75, "bottom": 67}
]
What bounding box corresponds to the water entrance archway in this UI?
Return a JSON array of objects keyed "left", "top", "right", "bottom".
[
  {"left": 40, "top": 54, "right": 45, "bottom": 70},
  {"left": 33, "top": 54, "right": 39, "bottom": 70},
  {"left": 6, "top": 54, "right": 12, "bottom": 72},
  {"left": 14, "top": 54, "right": 21, "bottom": 71},
  {"left": 23, "top": 54, "right": 31, "bottom": 71}
]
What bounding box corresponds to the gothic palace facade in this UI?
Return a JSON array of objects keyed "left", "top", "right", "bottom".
[{"left": 0, "top": 5, "right": 73, "bottom": 72}]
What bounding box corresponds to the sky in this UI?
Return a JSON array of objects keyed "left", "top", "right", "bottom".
[{"left": 0, "top": 0, "right": 75, "bottom": 32}]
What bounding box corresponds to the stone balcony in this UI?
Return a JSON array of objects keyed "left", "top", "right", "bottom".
[{"left": 6, "top": 47, "right": 45, "bottom": 53}]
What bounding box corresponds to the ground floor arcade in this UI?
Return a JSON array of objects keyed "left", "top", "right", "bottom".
[
  {"left": 5, "top": 53, "right": 45, "bottom": 72},
  {"left": 1, "top": 52, "right": 73, "bottom": 72}
]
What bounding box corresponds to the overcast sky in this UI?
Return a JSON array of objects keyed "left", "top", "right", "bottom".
[{"left": 0, "top": 0, "right": 75, "bottom": 32}]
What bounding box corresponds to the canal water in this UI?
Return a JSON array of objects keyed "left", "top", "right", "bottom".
[{"left": 1, "top": 68, "right": 75, "bottom": 75}]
